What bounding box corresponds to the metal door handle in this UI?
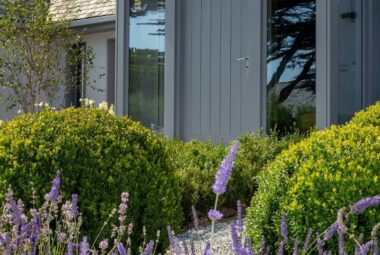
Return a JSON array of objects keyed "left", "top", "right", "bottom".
[{"left": 236, "top": 55, "right": 250, "bottom": 73}]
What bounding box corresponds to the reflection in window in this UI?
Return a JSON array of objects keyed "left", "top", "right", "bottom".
[
  {"left": 128, "top": 0, "right": 165, "bottom": 129},
  {"left": 267, "top": 0, "right": 316, "bottom": 134}
]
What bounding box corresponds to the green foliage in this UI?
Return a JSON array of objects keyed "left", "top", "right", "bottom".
[
  {"left": 246, "top": 123, "right": 380, "bottom": 251},
  {"left": 350, "top": 101, "right": 380, "bottom": 127},
  {"left": 0, "top": 0, "right": 93, "bottom": 113},
  {"left": 166, "top": 139, "right": 226, "bottom": 218},
  {"left": 230, "top": 132, "right": 304, "bottom": 208},
  {"left": 0, "top": 108, "right": 182, "bottom": 252},
  {"left": 166, "top": 132, "right": 304, "bottom": 221}
]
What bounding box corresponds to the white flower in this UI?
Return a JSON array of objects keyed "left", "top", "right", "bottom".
[
  {"left": 109, "top": 105, "right": 116, "bottom": 116},
  {"left": 99, "top": 101, "right": 108, "bottom": 110},
  {"left": 88, "top": 100, "right": 95, "bottom": 108},
  {"left": 17, "top": 109, "right": 24, "bottom": 114}
]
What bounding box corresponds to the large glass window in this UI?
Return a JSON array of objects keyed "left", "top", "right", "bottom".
[
  {"left": 128, "top": 0, "right": 165, "bottom": 129},
  {"left": 267, "top": 0, "right": 316, "bottom": 134}
]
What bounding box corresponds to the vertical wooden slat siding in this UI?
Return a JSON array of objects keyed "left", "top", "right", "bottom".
[
  {"left": 181, "top": 0, "right": 193, "bottom": 140},
  {"left": 191, "top": 0, "right": 202, "bottom": 135},
  {"left": 178, "top": 0, "right": 261, "bottom": 142},
  {"left": 210, "top": 0, "right": 221, "bottom": 134},
  {"left": 230, "top": 0, "right": 243, "bottom": 135},
  {"left": 200, "top": 0, "right": 211, "bottom": 134},
  {"left": 220, "top": 0, "right": 232, "bottom": 135},
  {"left": 240, "top": 0, "right": 250, "bottom": 132}
]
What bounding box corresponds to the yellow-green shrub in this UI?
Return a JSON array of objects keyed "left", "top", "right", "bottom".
[
  {"left": 0, "top": 108, "right": 182, "bottom": 251},
  {"left": 350, "top": 101, "right": 380, "bottom": 127},
  {"left": 245, "top": 124, "right": 380, "bottom": 251}
]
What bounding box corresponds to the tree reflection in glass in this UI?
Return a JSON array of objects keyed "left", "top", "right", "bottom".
[
  {"left": 128, "top": 0, "right": 165, "bottom": 130},
  {"left": 267, "top": 0, "right": 316, "bottom": 134}
]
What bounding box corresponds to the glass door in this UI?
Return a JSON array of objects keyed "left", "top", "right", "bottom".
[
  {"left": 128, "top": 0, "right": 165, "bottom": 130},
  {"left": 336, "top": 0, "right": 362, "bottom": 124},
  {"left": 266, "top": 0, "right": 316, "bottom": 134}
]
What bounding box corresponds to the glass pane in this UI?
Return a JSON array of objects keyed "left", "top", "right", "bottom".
[
  {"left": 128, "top": 0, "right": 165, "bottom": 129},
  {"left": 267, "top": 0, "right": 316, "bottom": 134},
  {"left": 337, "top": 0, "right": 362, "bottom": 124}
]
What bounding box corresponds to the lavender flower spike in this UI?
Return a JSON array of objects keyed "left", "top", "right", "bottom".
[
  {"left": 302, "top": 229, "right": 313, "bottom": 253},
  {"left": 212, "top": 140, "right": 240, "bottom": 195},
  {"left": 208, "top": 209, "right": 223, "bottom": 221},
  {"left": 142, "top": 240, "right": 154, "bottom": 255},
  {"left": 203, "top": 243, "right": 212, "bottom": 255},
  {"left": 350, "top": 196, "right": 380, "bottom": 214},
  {"left": 79, "top": 236, "right": 89, "bottom": 255},
  {"left": 45, "top": 171, "right": 60, "bottom": 201},
  {"left": 323, "top": 222, "right": 339, "bottom": 241},
  {"left": 281, "top": 213, "right": 288, "bottom": 244},
  {"left": 117, "top": 242, "right": 128, "bottom": 255}
]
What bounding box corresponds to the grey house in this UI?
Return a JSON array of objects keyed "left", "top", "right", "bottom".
[
  {"left": 2, "top": 0, "right": 380, "bottom": 143},
  {"left": 115, "top": 0, "right": 380, "bottom": 142}
]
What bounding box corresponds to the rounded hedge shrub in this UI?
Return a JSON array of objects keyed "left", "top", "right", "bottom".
[
  {"left": 350, "top": 101, "right": 380, "bottom": 127},
  {"left": 166, "top": 131, "right": 304, "bottom": 221},
  {"left": 246, "top": 123, "right": 380, "bottom": 251},
  {"left": 0, "top": 107, "right": 182, "bottom": 251}
]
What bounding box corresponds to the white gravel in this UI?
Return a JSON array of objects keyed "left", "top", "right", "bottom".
[{"left": 166, "top": 219, "right": 237, "bottom": 255}]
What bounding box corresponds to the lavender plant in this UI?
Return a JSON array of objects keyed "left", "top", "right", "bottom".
[{"left": 0, "top": 171, "right": 158, "bottom": 255}]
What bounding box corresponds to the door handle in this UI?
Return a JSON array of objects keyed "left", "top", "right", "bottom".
[{"left": 236, "top": 55, "right": 250, "bottom": 73}]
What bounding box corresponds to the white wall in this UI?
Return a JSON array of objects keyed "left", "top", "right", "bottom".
[
  {"left": 83, "top": 30, "right": 115, "bottom": 105},
  {"left": 0, "top": 29, "right": 115, "bottom": 121}
]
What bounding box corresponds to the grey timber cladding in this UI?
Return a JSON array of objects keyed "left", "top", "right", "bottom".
[
  {"left": 49, "top": 0, "right": 116, "bottom": 20},
  {"left": 178, "top": 0, "right": 262, "bottom": 142}
]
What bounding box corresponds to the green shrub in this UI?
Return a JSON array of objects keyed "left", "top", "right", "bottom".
[
  {"left": 0, "top": 107, "right": 182, "bottom": 251},
  {"left": 166, "top": 139, "right": 226, "bottom": 217},
  {"left": 167, "top": 131, "right": 304, "bottom": 221},
  {"left": 246, "top": 123, "right": 380, "bottom": 251},
  {"left": 350, "top": 101, "right": 380, "bottom": 127}
]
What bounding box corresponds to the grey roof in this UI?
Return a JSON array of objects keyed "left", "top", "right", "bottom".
[{"left": 49, "top": 0, "right": 116, "bottom": 21}]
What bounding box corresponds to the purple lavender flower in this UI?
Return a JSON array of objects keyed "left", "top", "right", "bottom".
[
  {"left": 117, "top": 242, "right": 127, "bottom": 255},
  {"left": 208, "top": 209, "right": 223, "bottom": 221},
  {"left": 302, "top": 229, "right": 313, "bottom": 253},
  {"left": 338, "top": 229, "right": 345, "bottom": 255},
  {"left": 10, "top": 199, "right": 21, "bottom": 225},
  {"left": 236, "top": 200, "right": 244, "bottom": 232},
  {"left": 280, "top": 213, "right": 288, "bottom": 244},
  {"left": 46, "top": 171, "right": 60, "bottom": 201},
  {"left": 203, "top": 242, "right": 212, "bottom": 255},
  {"left": 79, "top": 236, "right": 89, "bottom": 255},
  {"left": 355, "top": 233, "right": 364, "bottom": 255},
  {"left": 142, "top": 240, "right": 154, "bottom": 255},
  {"left": 212, "top": 141, "right": 240, "bottom": 195},
  {"left": 71, "top": 194, "right": 78, "bottom": 218},
  {"left": 373, "top": 236, "right": 379, "bottom": 255},
  {"left": 292, "top": 240, "right": 298, "bottom": 255},
  {"left": 323, "top": 222, "right": 339, "bottom": 241},
  {"left": 67, "top": 239, "right": 74, "bottom": 255},
  {"left": 231, "top": 225, "right": 241, "bottom": 253},
  {"left": 278, "top": 241, "right": 284, "bottom": 255},
  {"left": 167, "top": 225, "right": 181, "bottom": 254},
  {"left": 361, "top": 240, "right": 372, "bottom": 255},
  {"left": 350, "top": 196, "right": 380, "bottom": 214},
  {"left": 191, "top": 206, "right": 199, "bottom": 230},
  {"left": 316, "top": 233, "right": 325, "bottom": 255}
]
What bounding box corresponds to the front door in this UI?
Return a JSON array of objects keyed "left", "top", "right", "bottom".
[{"left": 179, "top": 0, "right": 262, "bottom": 142}]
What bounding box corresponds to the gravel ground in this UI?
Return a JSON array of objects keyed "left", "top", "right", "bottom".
[{"left": 166, "top": 219, "right": 237, "bottom": 255}]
